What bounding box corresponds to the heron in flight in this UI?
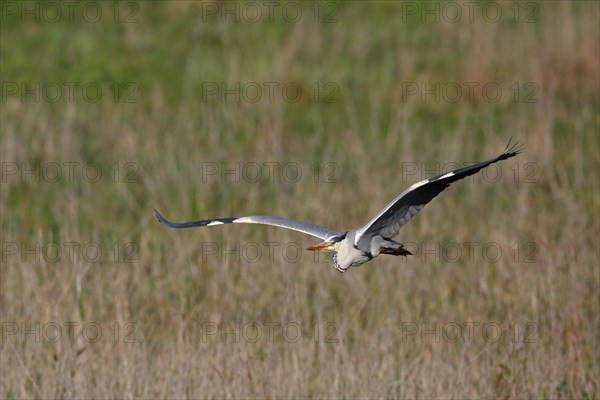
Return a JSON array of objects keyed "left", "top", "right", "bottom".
[{"left": 155, "top": 139, "right": 524, "bottom": 272}]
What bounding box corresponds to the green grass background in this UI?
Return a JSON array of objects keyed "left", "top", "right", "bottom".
[{"left": 1, "top": 1, "right": 599, "bottom": 398}]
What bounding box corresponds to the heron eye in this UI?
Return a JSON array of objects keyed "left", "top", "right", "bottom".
[{"left": 333, "top": 232, "right": 348, "bottom": 242}]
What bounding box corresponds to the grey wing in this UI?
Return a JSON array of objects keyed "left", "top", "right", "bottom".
[
  {"left": 355, "top": 139, "right": 524, "bottom": 247},
  {"left": 154, "top": 209, "right": 339, "bottom": 241}
]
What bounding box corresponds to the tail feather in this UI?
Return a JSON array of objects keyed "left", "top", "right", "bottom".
[{"left": 380, "top": 246, "right": 413, "bottom": 256}]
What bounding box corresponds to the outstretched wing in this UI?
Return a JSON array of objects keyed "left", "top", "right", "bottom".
[
  {"left": 355, "top": 139, "right": 524, "bottom": 247},
  {"left": 154, "top": 209, "right": 339, "bottom": 241}
]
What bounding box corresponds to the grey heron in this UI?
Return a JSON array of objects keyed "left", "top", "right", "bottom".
[{"left": 155, "top": 139, "right": 524, "bottom": 272}]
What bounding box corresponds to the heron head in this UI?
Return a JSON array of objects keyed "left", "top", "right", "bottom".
[
  {"left": 306, "top": 231, "right": 366, "bottom": 273},
  {"left": 306, "top": 232, "right": 347, "bottom": 252}
]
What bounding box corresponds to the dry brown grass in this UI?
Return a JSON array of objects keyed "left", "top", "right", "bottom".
[{"left": 1, "top": 1, "right": 599, "bottom": 398}]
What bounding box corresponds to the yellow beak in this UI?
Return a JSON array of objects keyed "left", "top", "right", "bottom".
[{"left": 306, "top": 241, "right": 335, "bottom": 251}]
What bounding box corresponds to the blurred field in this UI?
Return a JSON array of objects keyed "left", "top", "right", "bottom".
[{"left": 1, "top": 1, "right": 599, "bottom": 398}]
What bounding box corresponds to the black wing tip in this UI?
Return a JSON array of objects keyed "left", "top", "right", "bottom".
[
  {"left": 153, "top": 208, "right": 196, "bottom": 228},
  {"left": 154, "top": 208, "right": 169, "bottom": 225},
  {"left": 153, "top": 209, "right": 238, "bottom": 229}
]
